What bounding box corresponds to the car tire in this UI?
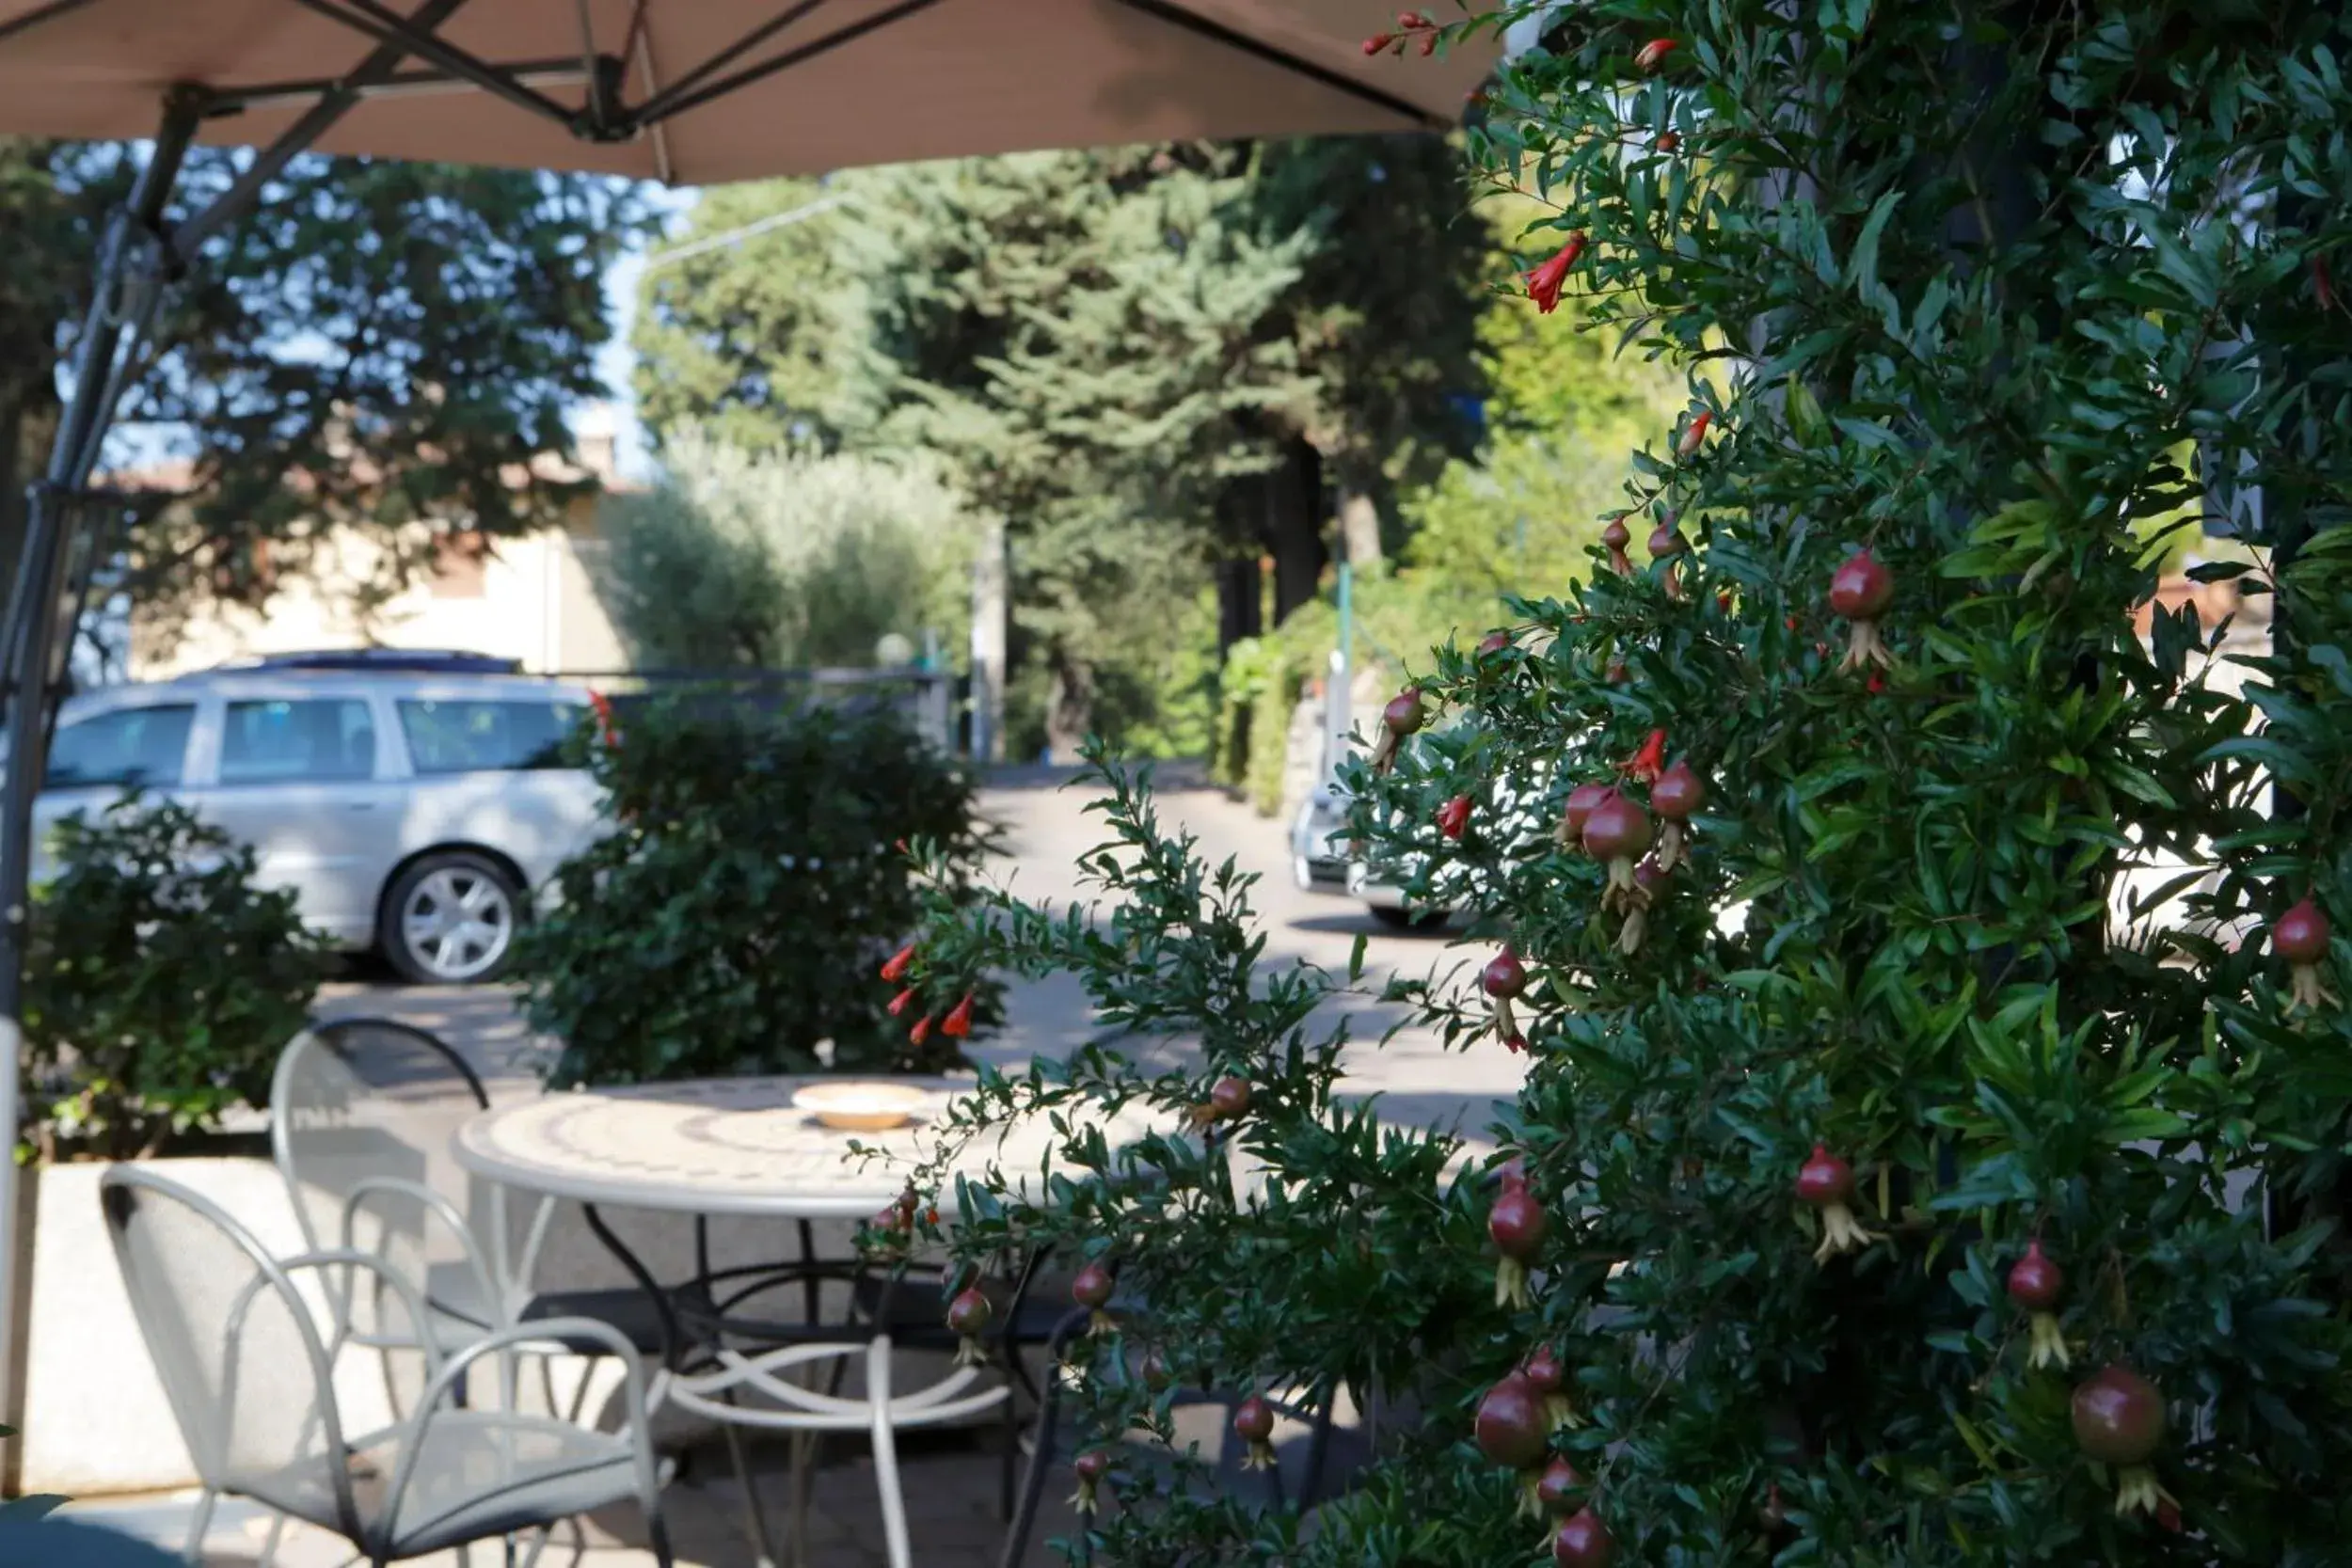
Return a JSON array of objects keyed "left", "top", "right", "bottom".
[
  {"left": 1369, "top": 904, "right": 1443, "bottom": 930},
  {"left": 380, "top": 850, "right": 524, "bottom": 986}
]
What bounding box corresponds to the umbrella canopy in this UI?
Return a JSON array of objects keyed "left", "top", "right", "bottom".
[{"left": 0, "top": 0, "right": 1494, "bottom": 184}]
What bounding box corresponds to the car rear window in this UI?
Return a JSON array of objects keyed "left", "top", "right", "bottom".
[{"left": 397, "top": 699, "right": 580, "bottom": 775}]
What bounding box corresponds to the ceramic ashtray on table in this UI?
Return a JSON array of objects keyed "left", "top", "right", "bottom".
[{"left": 792, "top": 1081, "right": 930, "bottom": 1131}]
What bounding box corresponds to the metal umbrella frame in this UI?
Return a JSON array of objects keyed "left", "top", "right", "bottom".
[{"left": 0, "top": 0, "right": 1499, "bottom": 1481}]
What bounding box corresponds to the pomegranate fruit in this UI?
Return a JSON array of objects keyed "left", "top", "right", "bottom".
[
  {"left": 1553, "top": 1506, "right": 1615, "bottom": 1566},
  {"left": 1370, "top": 687, "right": 1426, "bottom": 775},
  {"left": 1647, "top": 520, "right": 1687, "bottom": 597},
  {"left": 946, "top": 1286, "right": 993, "bottom": 1366},
  {"left": 1795, "top": 1143, "right": 1881, "bottom": 1263},
  {"left": 1581, "top": 792, "right": 1653, "bottom": 912},
  {"left": 1478, "top": 629, "right": 1516, "bottom": 657},
  {"left": 1649, "top": 757, "right": 1704, "bottom": 872},
  {"left": 1208, "top": 1075, "right": 1252, "bottom": 1121},
  {"left": 1557, "top": 781, "right": 1615, "bottom": 848},
  {"left": 1483, "top": 946, "right": 1530, "bottom": 1046},
  {"left": 1233, "top": 1394, "right": 1278, "bottom": 1470},
  {"left": 1828, "top": 551, "right": 1896, "bottom": 670},
  {"left": 1474, "top": 1371, "right": 1549, "bottom": 1472},
  {"left": 1655, "top": 128, "right": 1681, "bottom": 152},
  {"left": 1072, "top": 1259, "right": 1118, "bottom": 1334},
  {"left": 1535, "top": 1454, "right": 1582, "bottom": 1515},
  {"left": 1618, "top": 854, "right": 1670, "bottom": 956},
  {"left": 1141, "top": 1349, "right": 1172, "bottom": 1391},
  {"left": 2008, "top": 1238, "right": 2070, "bottom": 1370},
  {"left": 1438, "top": 793, "right": 1473, "bottom": 841},
  {"left": 1600, "top": 515, "right": 1633, "bottom": 576},
  {"left": 1523, "top": 1343, "right": 1580, "bottom": 1430},
  {"left": 1070, "top": 1448, "right": 1111, "bottom": 1514},
  {"left": 2274, "top": 896, "right": 2335, "bottom": 1011},
  {"left": 2073, "top": 1364, "right": 2175, "bottom": 1517},
  {"left": 1488, "top": 1171, "right": 1547, "bottom": 1308}
]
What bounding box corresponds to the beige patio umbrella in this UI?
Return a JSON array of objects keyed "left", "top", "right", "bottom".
[
  {"left": 0, "top": 0, "right": 1501, "bottom": 1491},
  {"left": 0, "top": 0, "right": 1492, "bottom": 183}
]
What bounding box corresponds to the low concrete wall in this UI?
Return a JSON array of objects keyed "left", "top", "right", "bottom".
[{"left": 19, "top": 1157, "right": 405, "bottom": 1497}]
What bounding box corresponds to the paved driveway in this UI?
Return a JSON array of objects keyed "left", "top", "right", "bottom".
[{"left": 321, "top": 763, "right": 1528, "bottom": 1152}]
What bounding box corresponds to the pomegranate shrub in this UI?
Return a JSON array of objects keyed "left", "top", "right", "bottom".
[{"left": 894, "top": 1, "right": 2352, "bottom": 1561}]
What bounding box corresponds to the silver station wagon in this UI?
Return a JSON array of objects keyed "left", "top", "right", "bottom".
[{"left": 32, "top": 652, "right": 603, "bottom": 984}]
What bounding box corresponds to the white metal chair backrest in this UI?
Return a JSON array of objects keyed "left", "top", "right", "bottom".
[{"left": 99, "top": 1166, "right": 364, "bottom": 1539}]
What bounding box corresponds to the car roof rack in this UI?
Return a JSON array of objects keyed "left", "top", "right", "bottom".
[{"left": 215, "top": 649, "right": 527, "bottom": 675}]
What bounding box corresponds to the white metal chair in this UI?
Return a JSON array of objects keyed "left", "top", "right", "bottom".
[{"left": 101, "top": 1165, "right": 673, "bottom": 1567}]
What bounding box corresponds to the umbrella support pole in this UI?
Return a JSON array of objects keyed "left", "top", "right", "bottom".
[{"left": 0, "top": 71, "right": 364, "bottom": 1475}]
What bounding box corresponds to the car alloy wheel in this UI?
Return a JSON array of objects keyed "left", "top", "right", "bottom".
[{"left": 398, "top": 863, "right": 516, "bottom": 982}]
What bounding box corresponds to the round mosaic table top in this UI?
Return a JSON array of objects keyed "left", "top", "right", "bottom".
[{"left": 454, "top": 1074, "right": 1161, "bottom": 1219}]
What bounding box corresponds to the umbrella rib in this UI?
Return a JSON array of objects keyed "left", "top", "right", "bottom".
[
  {"left": 174, "top": 0, "right": 478, "bottom": 261},
  {"left": 1103, "top": 0, "right": 1446, "bottom": 130},
  {"left": 628, "top": 0, "right": 943, "bottom": 130},
  {"left": 203, "top": 60, "right": 591, "bottom": 115},
  {"left": 626, "top": 0, "right": 832, "bottom": 125},
  {"left": 0, "top": 0, "right": 99, "bottom": 47},
  {"left": 288, "top": 0, "right": 580, "bottom": 129}
]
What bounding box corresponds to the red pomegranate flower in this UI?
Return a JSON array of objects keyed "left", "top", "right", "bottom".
[
  {"left": 1438, "top": 793, "right": 1473, "bottom": 841},
  {"left": 1525, "top": 233, "right": 1588, "bottom": 314},
  {"left": 1633, "top": 37, "right": 1676, "bottom": 73},
  {"left": 1619, "top": 728, "right": 1668, "bottom": 784},
  {"left": 941, "top": 992, "right": 975, "bottom": 1037},
  {"left": 880, "top": 942, "right": 916, "bottom": 983},
  {"left": 1675, "top": 407, "right": 1712, "bottom": 458}
]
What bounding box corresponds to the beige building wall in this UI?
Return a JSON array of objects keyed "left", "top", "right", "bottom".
[
  {"left": 130, "top": 515, "right": 628, "bottom": 680},
  {"left": 128, "top": 412, "right": 633, "bottom": 680}
]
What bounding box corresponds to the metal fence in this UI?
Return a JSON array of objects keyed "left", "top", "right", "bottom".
[{"left": 553, "top": 665, "right": 962, "bottom": 754}]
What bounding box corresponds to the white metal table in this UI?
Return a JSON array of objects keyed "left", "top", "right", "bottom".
[{"left": 454, "top": 1074, "right": 1147, "bottom": 1568}]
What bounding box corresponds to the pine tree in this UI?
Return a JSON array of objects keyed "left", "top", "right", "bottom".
[
  {"left": 631, "top": 139, "right": 1491, "bottom": 750},
  {"left": 896, "top": 2, "right": 2352, "bottom": 1563}
]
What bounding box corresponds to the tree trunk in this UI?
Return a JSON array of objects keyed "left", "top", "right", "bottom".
[
  {"left": 1334, "top": 463, "right": 1383, "bottom": 571},
  {"left": 1262, "top": 437, "right": 1327, "bottom": 626},
  {"left": 1043, "top": 650, "right": 1093, "bottom": 761},
  {"left": 1215, "top": 554, "right": 1262, "bottom": 654}
]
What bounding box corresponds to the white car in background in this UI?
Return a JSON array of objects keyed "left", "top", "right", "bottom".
[{"left": 32, "top": 651, "right": 604, "bottom": 984}]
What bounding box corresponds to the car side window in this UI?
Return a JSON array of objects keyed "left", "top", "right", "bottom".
[
  {"left": 396, "top": 700, "right": 580, "bottom": 775},
  {"left": 218, "top": 699, "right": 379, "bottom": 784},
  {"left": 44, "top": 704, "right": 197, "bottom": 790}
]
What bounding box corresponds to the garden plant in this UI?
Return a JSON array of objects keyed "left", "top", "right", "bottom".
[
  {"left": 894, "top": 0, "right": 2352, "bottom": 1562},
  {"left": 21, "top": 795, "right": 326, "bottom": 1163},
  {"left": 512, "top": 695, "right": 998, "bottom": 1084}
]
